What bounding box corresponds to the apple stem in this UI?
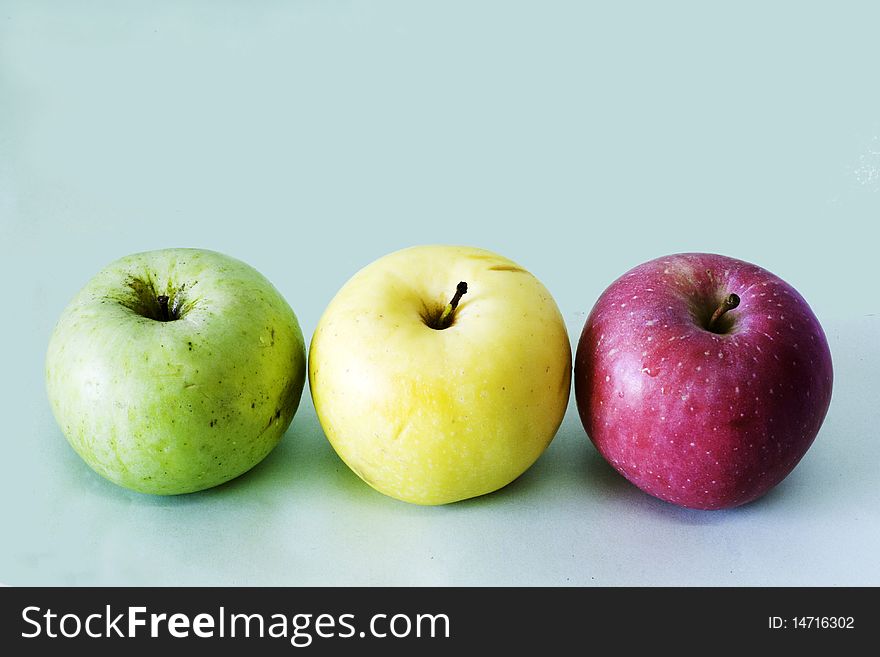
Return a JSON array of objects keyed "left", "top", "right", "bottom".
[
  {"left": 436, "top": 282, "right": 468, "bottom": 329},
  {"left": 709, "top": 293, "right": 740, "bottom": 330},
  {"left": 157, "top": 295, "right": 171, "bottom": 322}
]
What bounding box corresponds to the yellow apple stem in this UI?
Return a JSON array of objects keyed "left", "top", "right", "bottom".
[
  {"left": 437, "top": 282, "right": 468, "bottom": 329},
  {"left": 709, "top": 293, "right": 740, "bottom": 331},
  {"left": 157, "top": 295, "right": 171, "bottom": 322}
]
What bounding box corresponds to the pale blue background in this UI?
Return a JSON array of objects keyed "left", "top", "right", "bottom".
[{"left": 1, "top": 1, "right": 878, "bottom": 585}]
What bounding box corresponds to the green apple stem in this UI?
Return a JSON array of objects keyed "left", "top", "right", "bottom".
[
  {"left": 709, "top": 293, "right": 740, "bottom": 330},
  {"left": 157, "top": 295, "right": 171, "bottom": 322},
  {"left": 436, "top": 282, "right": 468, "bottom": 329}
]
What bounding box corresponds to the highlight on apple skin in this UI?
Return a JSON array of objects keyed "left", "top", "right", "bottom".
[
  {"left": 309, "top": 245, "right": 572, "bottom": 505},
  {"left": 45, "top": 248, "right": 307, "bottom": 495},
  {"left": 574, "top": 252, "right": 833, "bottom": 510}
]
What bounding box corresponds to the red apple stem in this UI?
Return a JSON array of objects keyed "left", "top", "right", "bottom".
[
  {"left": 157, "top": 295, "right": 171, "bottom": 322},
  {"left": 709, "top": 293, "right": 740, "bottom": 330},
  {"left": 437, "top": 282, "right": 468, "bottom": 329}
]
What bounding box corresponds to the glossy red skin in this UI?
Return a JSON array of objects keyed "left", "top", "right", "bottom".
[{"left": 575, "top": 253, "right": 833, "bottom": 510}]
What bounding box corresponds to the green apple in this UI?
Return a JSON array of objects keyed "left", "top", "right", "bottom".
[
  {"left": 309, "top": 245, "right": 571, "bottom": 505},
  {"left": 45, "top": 248, "right": 306, "bottom": 495}
]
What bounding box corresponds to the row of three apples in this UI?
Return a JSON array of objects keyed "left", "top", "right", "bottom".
[{"left": 46, "top": 245, "right": 832, "bottom": 509}]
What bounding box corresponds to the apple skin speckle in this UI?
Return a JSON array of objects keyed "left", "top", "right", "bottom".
[{"left": 575, "top": 253, "right": 833, "bottom": 510}]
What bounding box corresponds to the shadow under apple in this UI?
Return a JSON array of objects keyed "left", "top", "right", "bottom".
[{"left": 108, "top": 399, "right": 366, "bottom": 507}]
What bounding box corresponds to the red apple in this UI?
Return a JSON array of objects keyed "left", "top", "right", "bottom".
[{"left": 575, "top": 253, "right": 833, "bottom": 510}]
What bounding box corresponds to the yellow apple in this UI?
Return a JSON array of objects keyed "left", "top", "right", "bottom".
[{"left": 308, "top": 245, "right": 571, "bottom": 505}]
